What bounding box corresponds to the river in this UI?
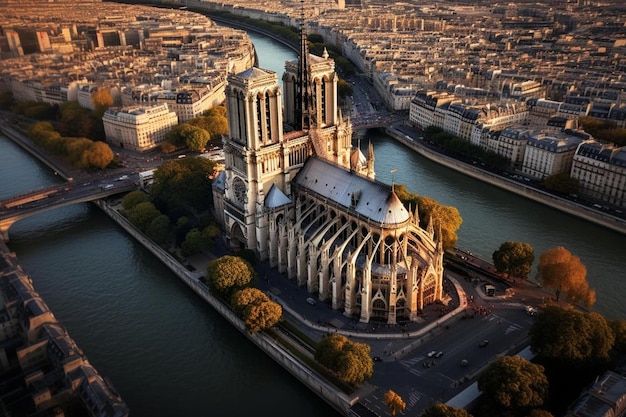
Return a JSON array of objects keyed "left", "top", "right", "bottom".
[{"left": 1, "top": 26, "right": 625, "bottom": 417}]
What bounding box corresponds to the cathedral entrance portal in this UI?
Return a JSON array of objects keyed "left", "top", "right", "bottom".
[{"left": 230, "top": 223, "right": 246, "bottom": 250}]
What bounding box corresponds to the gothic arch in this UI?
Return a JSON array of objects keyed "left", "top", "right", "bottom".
[{"left": 230, "top": 222, "right": 246, "bottom": 250}]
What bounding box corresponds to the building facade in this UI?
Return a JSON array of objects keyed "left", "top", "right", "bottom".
[
  {"left": 102, "top": 103, "right": 178, "bottom": 152},
  {"left": 571, "top": 141, "right": 626, "bottom": 208},
  {"left": 213, "top": 25, "right": 444, "bottom": 324}
]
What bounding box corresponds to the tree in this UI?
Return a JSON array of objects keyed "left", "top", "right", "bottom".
[
  {"left": 81, "top": 140, "right": 114, "bottom": 169},
  {"left": 382, "top": 390, "right": 406, "bottom": 416},
  {"left": 421, "top": 403, "right": 473, "bottom": 417},
  {"left": 477, "top": 356, "right": 548, "bottom": 416},
  {"left": 91, "top": 88, "right": 114, "bottom": 119},
  {"left": 205, "top": 255, "right": 255, "bottom": 298},
  {"left": 314, "top": 334, "right": 373, "bottom": 386},
  {"left": 231, "top": 288, "right": 282, "bottom": 333},
  {"left": 492, "top": 241, "right": 534, "bottom": 279},
  {"left": 184, "top": 124, "right": 210, "bottom": 152},
  {"left": 537, "top": 246, "right": 595, "bottom": 308},
  {"left": 542, "top": 173, "right": 579, "bottom": 195},
  {"left": 394, "top": 184, "right": 462, "bottom": 251},
  {"left": 609, "top": 319, "right": 626, "bottom": 352},
  {"left": 126, "top": 201, "right": 162, "bottom": 232},
  {"left": 58, "top": 100, "right": 95, "bottom": 137},
  {"left": 151, "top": 157, "right": 216, "bottom": 211},
  {"left": 146, "top": 214, "right": 171, "bottom": 244},
  {"left": 122, "top": 190, "right": 150, "bottom": 211},
  {"left": 181, "top": 226, "right": 219, "bottom": 256},
  {"left": 527, "top": 410, "right": 554, "bottom": 417},
  {"left": 529, "top": 305, "right": 614, "bottom": 363}
]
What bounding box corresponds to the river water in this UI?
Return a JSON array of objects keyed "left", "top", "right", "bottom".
[{"left": 1, "top": 28, "right": 625, "bottom": 417}]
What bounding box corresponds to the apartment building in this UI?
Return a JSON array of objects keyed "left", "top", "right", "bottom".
[
  {"left": 103, "top": 103, "right": 178, "bottom": 151},
  {"left": 521, "top": 130, "right": 587, "bottom": 180},
  {"left": 483, "top": 127, "right": 532, "bottom": 170},
  {"left": 571, "top": 141, "right": 626, "bottom": 208}
]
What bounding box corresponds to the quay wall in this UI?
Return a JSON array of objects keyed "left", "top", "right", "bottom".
[
  {"left": 384, "top": 128, "right": 626, "bottom": 236},
  {"left": 95, "top": 200, "right": 356, "bottom": 416}
]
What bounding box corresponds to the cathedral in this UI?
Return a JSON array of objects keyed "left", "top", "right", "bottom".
[{"left": 212, "top": 19, "right": 445, "bottom": 324}]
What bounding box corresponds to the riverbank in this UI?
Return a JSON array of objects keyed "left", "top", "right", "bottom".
[{"left": 385, "top": 126, "right": 626, "bottom": 236}]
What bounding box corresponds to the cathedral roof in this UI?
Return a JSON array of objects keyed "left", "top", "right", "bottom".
[
  {"left": 265, "top": 184, "right": 292, "bottom": 208},
  {"left": 294, "top": 157, "right": 409, "bottom": 225},
  {"left": 236, "top": 67, "right": 275, "bottom": 80}
]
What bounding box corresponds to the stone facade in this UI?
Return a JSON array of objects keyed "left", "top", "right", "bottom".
[{"left": 213, "top": 29, "right": 444, "bottom": 324}]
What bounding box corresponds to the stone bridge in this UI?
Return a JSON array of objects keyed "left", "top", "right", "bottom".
[{"left": 0, "top": 182, "right": 137, "bottom": 241}]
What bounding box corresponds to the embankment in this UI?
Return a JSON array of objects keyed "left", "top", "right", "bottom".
[{"left": 385, "top": 128, "right": 626, "bottom": 236}]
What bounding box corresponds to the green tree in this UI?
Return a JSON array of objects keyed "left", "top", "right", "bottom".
[
  {"left": 146, "top": 214, "right": 171, "bottom": 244},
  {"left": 151, "top": 157, "right": 216, "bottom": 211},
  {"left": 122, "top": 190, "right": 150, "bottom": 211},
  {"left": 421, "top": 403, "right": 473, "bottom": 417},
  {"left": 184, "top": 124, "right": 210, "bottom": 152},
  {"left": 609, "top": 319, "right": 626, "bottom": 352},
  {"left": 231, "top": 288, "right": 282, "bottom": 333},
  {"left": 58, "top": 100, "right": 95, "bottom": 138},
  {"left": 394, "top": 184, "right": 462, "bottom": 251},
  {"left": 314, "top": 334, "right": 373, "bottom": 386},
  {"left": 529, "top": 305, "right": 614, "bottom": 363},
  {"left": 382, "top": 390, "right": 406, "bottom": 416},
  {"left": 126, "top": 201, "right": 162, "bottom": 232},
  {"left": 492, "top": 241, "right": 534, "bottom": 279},
  {"left": 537, "top": 246, "right": 596, "bottom": 308},
  {"left": 542, "top": 173, "right": 579, "bottom": 195},
  {"left": 205, "top": 255, "right": 255, "bottom": 298},
  {"left": 477, "top": 356, "right": 548, "bottom": 417},
  {"left": 181, "top": 227, "right": 212, "bottom": 256}
]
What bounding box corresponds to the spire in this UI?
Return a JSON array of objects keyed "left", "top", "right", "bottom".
[
  {"left": 413, "top": 203, "right": 420, "bottom": 226},
  {"left": 296, "top": 0, "right": 316, "bottom": 131}
]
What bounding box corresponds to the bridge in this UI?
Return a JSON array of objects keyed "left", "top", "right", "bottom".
[
  {"left": 350, "top": 112, "right": 397, "bottom": 131},
  {"left": 0, "top": 180, "right": 137, "bottom": 241}
]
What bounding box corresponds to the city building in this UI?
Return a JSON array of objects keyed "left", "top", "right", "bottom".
[
  {"left": 571, "top": 141, "right": 626, "bottom": 208},
  {"left": 521, "top": 130, "right": 587, "bottom": 180},
  {"left": 102, "top": 103, "right": 178, "bottom": 152},
  {"left": 0, "top": 246, "right": 129, "bottom": 417},
  {"left": 212, "top": 23, "right": 445, "bottom": 324}
]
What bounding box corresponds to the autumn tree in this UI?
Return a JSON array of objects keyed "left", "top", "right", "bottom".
[
  {"left": 421, "top": 403, "right": 473, "bottom": 417},
  {"left": 91, "top": 87, "right": 114, "bottom": 118},
  {"left": 58, "top": 100, "right": 95, "bottom": 138},
  {"left": 394, "top": 184, "right": 463, "bottom": 250},
  {"left": 492, "top": 241, "right": 534, "bottom": 279},
  {"left": 80, "top": 140, "right": 114, "bottom": 169},
  {"left": 205, "top": 255, "right": 255, "bottom": 298},
  {"left": 529, "top": 305, "right": 614, "bottom": 364},
  {"left": 231, "top": 288, "right": 282, "bottom": 333},
  {"left": 314, "top": 334, "right": 374, "bottom": 386},
  {"left": 537, "top": 246, "right": 596, "bottom": 308},
  {"left": 477, "top": 355, "right": 548, "bottom": 417},
  {"left": 382, "top": 390, "right": 406, "bottom": 416}
]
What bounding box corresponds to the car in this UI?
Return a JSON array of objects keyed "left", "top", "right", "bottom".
[
  {"left": 373, "top": 356, "right": 381, "bottom": 362},
  {"left": 427, "top": 350, "right": 437, "bottom": 358},
  {"left": 479, "top": 340, "right": 489, "bottom": 348},
  {"left": 434, "top": 351, "right": 444, "bottom": 358}
]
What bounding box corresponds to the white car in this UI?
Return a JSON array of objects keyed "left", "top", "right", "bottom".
[{"left": 427, "top": 350, "right": 437, "bottom": 358}]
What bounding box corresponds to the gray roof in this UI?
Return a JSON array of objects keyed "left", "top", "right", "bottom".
[
  {"left": 293, "top": 157, "right": 409, "bottom": 225},
  {"left": 236, "top": 66, "right": 275, "bottom": 80},
  {"left": 265, "top": 184, "right": 292, "bottom": 208}
]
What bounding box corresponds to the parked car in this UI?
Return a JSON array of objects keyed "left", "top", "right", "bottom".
[
  {"left": 427, "top": 350, "right": 437, "bottom": 358},
  {"left": 479, "top": 340, "right": 489, "bottom": 348},
  {"left": 434, "top": 351, "right": 444, "bottom": 358}
]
